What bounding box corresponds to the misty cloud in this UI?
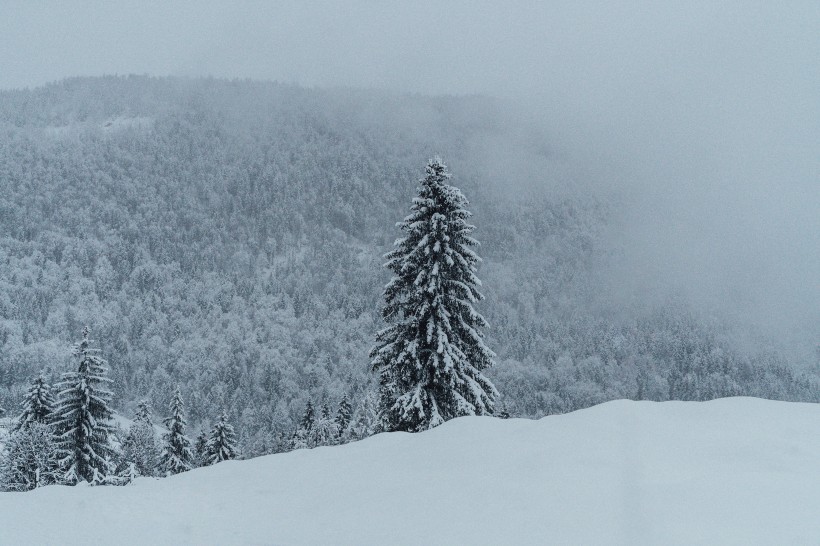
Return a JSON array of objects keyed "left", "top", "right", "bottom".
[{"left": 2, "top": 1, "right": 817, "bottom": 359}]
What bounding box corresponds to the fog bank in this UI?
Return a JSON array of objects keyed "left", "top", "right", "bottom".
[{"left": 2, "top": 1, "right": 817, "bottom": 361}]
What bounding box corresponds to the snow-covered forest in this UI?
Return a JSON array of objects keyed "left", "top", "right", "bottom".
[{"left": 1, "top": 76, "right": 817, "bottom": 463}]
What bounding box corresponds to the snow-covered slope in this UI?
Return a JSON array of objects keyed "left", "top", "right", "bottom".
[{"left": 1, "top": 398, "right": 818, "bottom": 545}]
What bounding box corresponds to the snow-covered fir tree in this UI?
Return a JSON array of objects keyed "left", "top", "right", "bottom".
[
  {"left": 0, "top": 422, "right": 59, "bottom": 491},
  {"left": 160, "top": 387, "right": 193, "bottom": 475},
  {"left": 289, "top": 428, "right": 308, "bottom": 450},
  {"left": 109, "top": 461, "right": 140, "bottom": 486},
  {"left": 204, "top": 411, "right": 239, "bottom": 465},
  {"left": 52, "top": 327, "right": 116, "bottom": 484},
  {"left": 300, "top": 401, "right": 315, "bottom": 432},
  {"left": 498, "top": 401, "right": 511, "bottom": 419},
  {"left": 134, "top": 400, "right": 152, "bottom": 425},
  {"left": 290, "top": 401, "right": 316, "bottom": 450},
  {"left": 370, "top": 157, "right": 498, "bottom": 432},
  {"left": 117, "top": 399, "right": 158, "bottom": 476},
  {"left": 194, "top": 431, "right": 209, "bottom": 467},
  {"left": 121, "top": 414, "right": 158, "bottom": 477},
  {"left": 336, "top": 395, "right": 352, "bottom": 439},
  {"left": 346, "top": 390, "right": 380, "bottom": 441},
  {"left": 12, "top": 372, "right": 55, "bottom": 432},
  {"left": 310, "top": 404, "right": 339, "bottom": 447}
]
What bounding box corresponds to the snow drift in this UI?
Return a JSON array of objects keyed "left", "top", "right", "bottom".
[{"left": 1, "top": 397, "right": 818, "bottom": 545}]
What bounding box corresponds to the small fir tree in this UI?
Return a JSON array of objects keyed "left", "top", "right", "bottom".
[
  {"left": 194, "top": 431, "right": 209, "bottom": 467},
  {"left": 335, "top": 395, "right": 352, "bottom": 439},
  {"left": 134, "top": 400, "right": 152, "bottom": 425},
  {"left": 53, "top": 327, "right": 115, "bottom": 484},
  {"left": 346, "top": 390, "right": 380, "bottom": 442},
  {"left": 13, "top": 373, "right": 55, "bottom": 432},
  {"left": 300, "top": 401, "right": 315, "bottom": 432},
  {"left": 108, "top": 461, "right": 140, "bottom": 486},
  {"left": 204, "top": 411, "right": 238, "bottom": 465},
  {"left": 290, "top": 427, "right": 308, "bottom": 451},
  {"left": 160, "top": 387, "right": 193, "bottom": 475},
  {"left": 370, "top": 158, "right": 498, "bottom": 432},
  {"left": 498, "top": 401, "right": 511, "bottom": 419},
  {"left": 310, "top": 406, "right": 339, "bottom": 447},
  {"left": 290, "top": 400, "right": 317, "bottom": 450},
  {"left": 121, "top": 417, "right": 158, "bottom": 478},
  {"left": 0, "top": 422, "right": 59, "bottom": 491}
]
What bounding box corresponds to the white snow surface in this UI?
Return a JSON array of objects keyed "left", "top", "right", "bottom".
[{"left": 1, "top": 397, "right": 818, "bottom": 545}]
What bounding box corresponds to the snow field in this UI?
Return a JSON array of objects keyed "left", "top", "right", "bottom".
[{"left": 1, "top": 397, "right": 817, "bottom": 545}]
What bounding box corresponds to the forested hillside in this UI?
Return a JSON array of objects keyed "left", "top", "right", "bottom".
[{"left": 0, "top": 76, "right": 816, "bottom": 455}]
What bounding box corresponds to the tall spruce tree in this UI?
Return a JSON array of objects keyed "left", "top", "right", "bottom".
[
  {"left": 204, "top": 411, "right": 239, "bottom": 465},
  {"left": 370, "top": 157, "right": 498, "bottom": 432},
  {"left": 53, "top": 327, "right": 115, "bottom": 484},
  {"left": 160, "top": 387, "right": 193, "bottom": 475},
  {"left": 13, "top": 372, "right": 55, "bottom": 432}
]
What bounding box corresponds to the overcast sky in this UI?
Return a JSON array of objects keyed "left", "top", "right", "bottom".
[
  {"left": 0, "top": 2, "right": 813, "bottom": 96},
  {"left": 2, "top": 1, "right": 818, "bottom": 358}
]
